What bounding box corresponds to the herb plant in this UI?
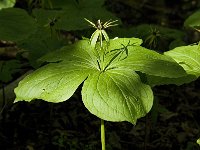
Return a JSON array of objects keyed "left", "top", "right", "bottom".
[{"left": 13, "top": 16, "right": 195, "bottom": 149}]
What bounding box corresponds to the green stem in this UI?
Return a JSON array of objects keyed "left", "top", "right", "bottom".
[{"left": 101, "top": 119, "right": 106, "bottom": 150}]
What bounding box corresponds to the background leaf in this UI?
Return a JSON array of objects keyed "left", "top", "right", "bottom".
[
  {"left": 0, "top": 8, "right": 37, "bottom": 42},
  {"left": 0, "top": 0, "right": 15, "bottom": 10},
  {"left": 133, "top": 24, "right": 185, "bottom": 40},
  {"left": 164, "top": 45, "right": 200, "bottom": 77},
  {"left": 33, "top": 0, "right": 120, "bottom": 31},
  {"left": 184, "top": 10, "right": 200, "bottom": 28},
  {"left": 32, "top": 9, "right": 64, "bottom": 26}
]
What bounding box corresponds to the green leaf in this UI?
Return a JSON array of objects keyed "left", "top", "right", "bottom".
[
  {"left": 108, "top": 45, "right": 187, "bottom": 78},
  {"left": 14, "top": 62, "right": 93, "bottom": 103},
  {"left": 82, "top": 68, "right": 153, "bottom": 124},
  {"left": 15, "top": 40, "right": 98, "bottom": 102},
  {"left": 0, "top": 8, "right": 37, "bottom": 42},
  {"left": 0, "top": 0, "right": 15, "bottom": 10},
  {"left": 164, "top": 45, "right": 200, "bottom": 77},
  {"left": 184, "top": 10, "right": 200, "bottom": 28}
]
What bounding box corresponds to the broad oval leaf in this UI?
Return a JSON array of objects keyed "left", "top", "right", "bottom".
[
  {"left": 164, "top": 45, "right": 200, "bottom": 77},
  {"left": 0, "top": 8, "right": 37, "bottom": 41},
  {"left": 109, "top": 46, "right": 187, "bottom": 78},
  {"left": 82, "top": 68, "right": 153, "bottom": 124},
  {"left": 15, "top": 40, "right": 98, "bottom": 103},
  {"left": 15, "top": 62, "right": 93, "bottom": 103}
]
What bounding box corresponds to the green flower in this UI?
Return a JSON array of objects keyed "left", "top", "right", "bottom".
[{"left": 84, "top": 18, "right": 118, "bottom": 47}]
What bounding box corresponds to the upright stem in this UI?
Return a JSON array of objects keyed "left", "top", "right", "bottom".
[{"left": 101, "top": 119, "right": 106, "bottom": 150}]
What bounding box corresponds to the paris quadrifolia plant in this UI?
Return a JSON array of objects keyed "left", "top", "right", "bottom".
[
  {"left": 84, "top": 18, "right": 119, "bottom": 149},
  {"left": 14, "top": 17, "right": 199, "bottom": 150}
]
